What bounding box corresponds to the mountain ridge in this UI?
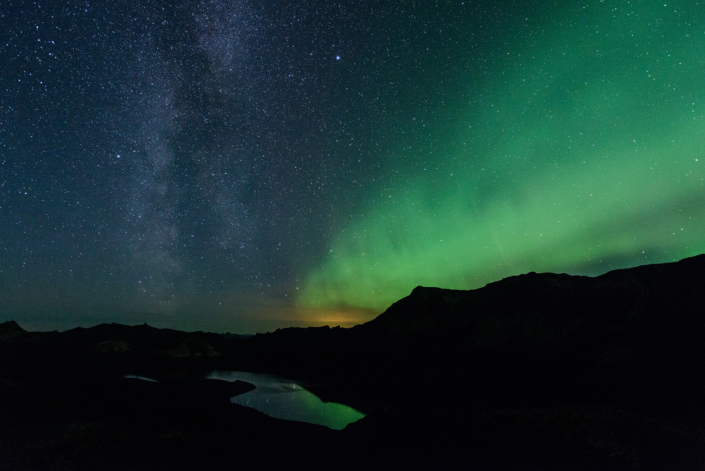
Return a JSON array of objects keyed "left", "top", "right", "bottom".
[
  {"left": 1, "top": 255, "right": 704, "bottom": 469},
  {"left": 230, "top": 254, "right": 705, "bottom": 423}
]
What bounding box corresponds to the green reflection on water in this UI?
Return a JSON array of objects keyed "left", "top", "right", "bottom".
[{"left": 208, "top": 371, "right": 365, "bottom": 430}]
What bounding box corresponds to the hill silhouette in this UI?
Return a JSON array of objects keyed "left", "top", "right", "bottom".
[
  {"left": 234, "top": 255, "right": 705, "bottom": 416},
  {"left": 1, "top": 255, "right": 704, "bottom": 469}
]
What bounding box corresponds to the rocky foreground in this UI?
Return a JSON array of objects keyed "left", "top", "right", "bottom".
[{"left": 2, "top": 255, "right": 705, "bottom": 469}]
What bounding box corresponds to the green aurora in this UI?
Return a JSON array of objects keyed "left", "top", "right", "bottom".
[{"left": 299, "top": 1, "right": 705, "bottom": 313}]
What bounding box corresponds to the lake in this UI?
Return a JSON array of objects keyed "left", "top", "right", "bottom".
[{"left": 207, "top": 371, "right": 365, "bottom": 430}]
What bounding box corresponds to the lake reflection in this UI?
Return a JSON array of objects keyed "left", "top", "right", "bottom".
[{"left": 207, "top": 371, "right": 365, "bottom": 430}]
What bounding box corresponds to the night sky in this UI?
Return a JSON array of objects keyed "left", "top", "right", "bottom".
[{"left": 2, "top": 0, "right": 704, "bottom": 333}]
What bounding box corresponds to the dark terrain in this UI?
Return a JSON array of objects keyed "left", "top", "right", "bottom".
[{"left": 2, "top": 255, "right": 705, "bottom": 469}]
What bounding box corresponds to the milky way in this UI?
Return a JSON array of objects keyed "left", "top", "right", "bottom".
[{"left": 1, "top": 1, "right": 703, "bottom": 332}]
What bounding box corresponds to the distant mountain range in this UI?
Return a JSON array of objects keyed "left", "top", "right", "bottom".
[{"left": 1, "top": 255, "right": 704, "bottom": 469}]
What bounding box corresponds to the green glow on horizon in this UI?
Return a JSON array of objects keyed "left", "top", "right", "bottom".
[{"left": 299, "top": 1, "right": 705, "bottom": 311}]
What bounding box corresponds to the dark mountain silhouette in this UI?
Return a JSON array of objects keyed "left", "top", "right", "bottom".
[
  {"left": 233, "top": 255, "right": 705, "bottom": 415},
  {"left": 1, "top": 255, "right": 704, "bottom": 469},
  {"left": 0, "top": 320, "right": 24, "bottom": 337}
]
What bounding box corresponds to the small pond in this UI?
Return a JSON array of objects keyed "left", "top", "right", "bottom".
[{"left": 207, "top": 371, "right": 365, "bottom": 430}]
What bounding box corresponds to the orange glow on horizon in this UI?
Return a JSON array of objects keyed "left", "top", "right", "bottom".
[{"left": 290, "top": 306, "right": 379, "bottom": 327}]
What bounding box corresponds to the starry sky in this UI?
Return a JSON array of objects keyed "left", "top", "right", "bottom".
[{"left": 1, "top": 0, "right": 704, "bottom": 333}]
